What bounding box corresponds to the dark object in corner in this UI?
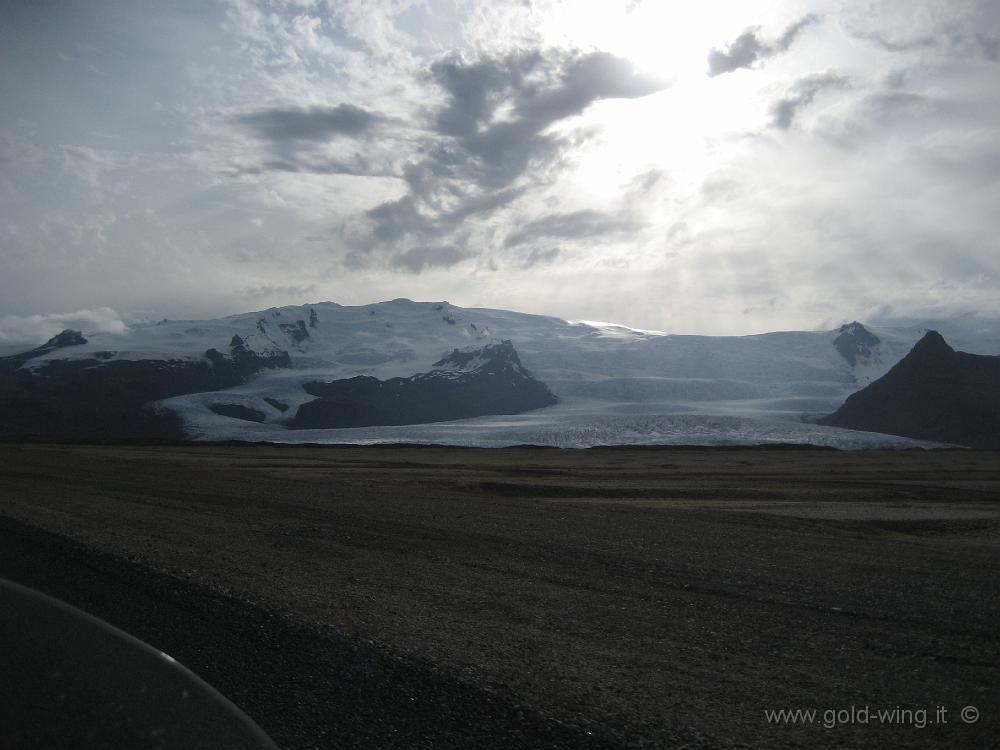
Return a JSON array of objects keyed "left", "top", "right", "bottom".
[
  {"left": 0, "top": 578, "right": 279, "bottom": 750},
  {"left": 818, "top": 331, "right": 1000, "bottom": 448}
]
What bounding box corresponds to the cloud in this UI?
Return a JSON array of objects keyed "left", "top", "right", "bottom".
[
  {"left": 707, "top": 14, "right": 820, "bottom": 76},
  {"left": 851, "top": 27, "right": 999, "bottom": 62},
  {"left": 244, "top": 282, "right": 318, "bottom": 298},
  {"left": 226, "top": 154, "right": 379, "bottom": 177},
  {"left": 391, "top": 244, "right": 472, "bottom": 273},
  {"left": 4, "top": 0, "right": 997, "bottom": 336},
  {"left": 707, "top": 30, "right": 765, "bottom": 77},
  {"left": 774, "top": 14, "right": 821, "bottom": 53},
  {"left": 0, "top": 307, "right": 129, "bottom": 347},
  {"left": 428, "top": 49, "right": 665, "bottom": 172},
  {"left": 521, "top": 247, "right": 560, "bottom": 268},
  {"left": 505, "top": 209, "right": 640, "bottom": 246},
  {"left": 626, "top": 168, "right": 665, "bottom": 195},
  {"left": 769, "top": 73, "right": 850, "bottom": 129},
  {"left": 230, "top": 104, "right": 392, "bottom": 176},
  {"left": 359, "top": 48, "right": 668, "bottom": 251},
  {"left": 235, "top": 104, "right": 383, "bottom": 142}
]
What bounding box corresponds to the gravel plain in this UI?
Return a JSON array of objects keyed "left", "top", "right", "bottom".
[{"left": 1, "top": 443, "right": 998, "bottom": 748}]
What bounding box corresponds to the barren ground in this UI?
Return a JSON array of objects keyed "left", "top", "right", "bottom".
[{"left": 1, "top": 443, "right": 998, "bottom": 748}]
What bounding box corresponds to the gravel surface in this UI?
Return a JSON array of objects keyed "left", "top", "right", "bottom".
[
  {"left": 0, "top": 516, "right": 634, "bottom": 749},
  {"left": 1, "top": 443, "right": 999, "bottom": 748}
]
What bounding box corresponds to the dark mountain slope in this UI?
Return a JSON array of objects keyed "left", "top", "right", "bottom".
[
  {"left": 0, "top": 331, "right": 290, "bottom": 441},
  {"left": 818, "top": 331, "right": 1000, "bottom": 448},
  {"left": 0, "top": 329, "right": 89, "bottom": 372},
  {"left": 291, "top": 340, "right": 557, "bottom": 429}
]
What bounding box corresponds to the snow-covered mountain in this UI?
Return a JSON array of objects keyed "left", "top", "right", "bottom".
[{"left": 2, "top": 299, "right": 996, "bottom": 447}]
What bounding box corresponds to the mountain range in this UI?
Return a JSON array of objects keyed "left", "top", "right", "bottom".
[{"left": 0, "top": 299, "right": 996, "bottom": 448}]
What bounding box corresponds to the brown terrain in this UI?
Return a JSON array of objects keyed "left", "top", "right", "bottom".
[{"left": 1, "top": 443, "right": 998, "bottom": 748}]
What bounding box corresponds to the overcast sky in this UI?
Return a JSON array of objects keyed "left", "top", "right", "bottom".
[{"left": 1, "top": 0, "right": 998, "bottom": 341}]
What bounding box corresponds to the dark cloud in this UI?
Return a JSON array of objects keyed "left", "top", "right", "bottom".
[
  {"left": 430, "top": 50, "right": 665, "bottom": 140},
  {"left": 429, "top": 52, "right": 541, "bottom": 139},
  {"left": 391, "top": 244, "right": 471, "bottom": 273},
  {"left": 769, "top": 73, "right": 849, "bottom": 129},
  {"left": 862, "top": 90, "right": 930, "bottom": 121},
  {"left": 852, "top": 28, "right": 999, "bottom": 61},
  {"left": 230, "top": 104, "right": 390, "bottom": 177},
  {"left": 515, "top": 52, "right": 669, "bottom": 122},
  {"left": 236, "top": 104, "right": 382, "bottom": 142},
  {"left": 505, "top": 210, "right": 639, "bottom": 247},
  {"left": 521, "top": 247, "right": 560, "bottom": 268},
  {"left": 707, "top": 30, "right": 765, "bottom": 77},
  {"left": 360, "top": 48, "right": 668, "bottom": 251},
  {"left": 225, "top": 154, "right": 379, "bottom": 178},
  {"left": 422, "top": 49, "right": 666, "bottom": 190},
  {"left": 825, "top": 80, "right": 998, "bottom": 167},
  {"left": 774, "top": 15, "right": 821, "bottom": 53},
  {"left": 439, "top": 186, "right": 527, "bottom": 223},
  {"left": 366, "top": 196, "right": 423, "bottom": 244},
  {"left": 708, "top": 15, "right": 819, "bottom": 76},
  {"left": 339, "top": 249, "right": 371, "bottom": 271},
  {"left": 360, "top": 184, "right": 526, "bottom": 253}
]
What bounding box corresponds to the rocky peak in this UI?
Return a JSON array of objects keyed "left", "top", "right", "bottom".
[
  {"left": 0, "top": 329, "right": 90, "bottom": 369},
  {"left": 433, "top": 340, "right": 523, "bottom": 374},
  {"left": 45, "top": 329, "right": 88, "bottom": 349},
  {"left": 278, "top": 320, "right": 309, "bottom": 343},
  {"left": 833, "top": 321, "right": 880, "bottom": 367},
  {"left": 909, "top": 330, "right": 953, "bottom": 358}
]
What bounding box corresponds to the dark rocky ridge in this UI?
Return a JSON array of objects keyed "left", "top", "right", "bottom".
[
  {"left": 0, "top": 332, "right": 290, "bottom": 441},
  {"left": 0, "top": 329, "right": 88, "bottom": 371},
  {"left": 278, "top": 320, "right": 309, "bottom": 343},
  {"left": 833, "top": 321, "right": 880, "bottom": 367},
  {"left": 263, "top": 397, "right": 289, "bottom": 413},
  {"left": 818, "top": 331, "right": 1000, "bottom": 448},
  {"left": 291, "top": 340, "right": 557, "bottom": 429},
  {"left": 208, "top": 403, "right": 268, "bottom": 423}
]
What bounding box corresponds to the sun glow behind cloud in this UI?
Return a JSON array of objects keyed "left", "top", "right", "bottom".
[
  {"left": 522, "top": 1, "right": 787, "bottom": 231},
  {"left": 532, "top": 0, "right": 760, "bottom": 78}
]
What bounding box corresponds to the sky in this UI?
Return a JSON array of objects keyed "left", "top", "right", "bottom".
[{"left": 1, "top": 0, "right": 998, "bottom": 343}]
